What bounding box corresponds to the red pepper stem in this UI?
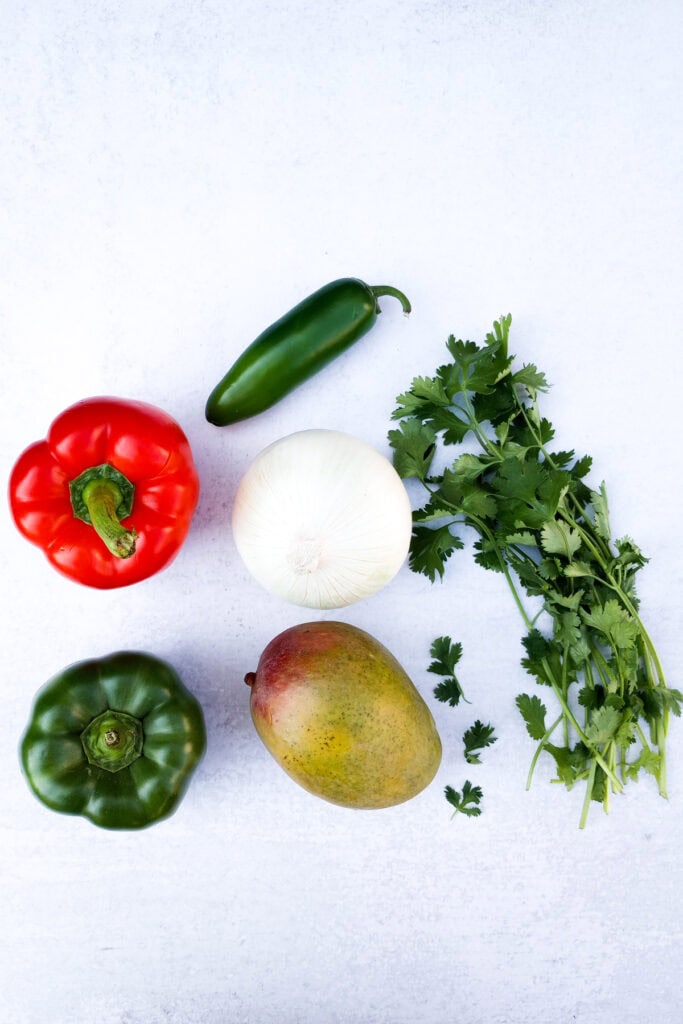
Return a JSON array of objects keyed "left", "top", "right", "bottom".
[
  {"left": 370, "top": 285, "right": 412, "bottom": 315},
  {"left": 81, "top": 478, "right": 138, "bottom": 558}
]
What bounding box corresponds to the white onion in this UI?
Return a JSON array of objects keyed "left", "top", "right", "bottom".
[{"left": 231, "top": 429, "right": 413, "bottom": 609}]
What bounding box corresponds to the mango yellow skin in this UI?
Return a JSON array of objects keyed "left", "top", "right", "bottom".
[{"left": 247, "top": 621, "right": 442, "bottom": 809}]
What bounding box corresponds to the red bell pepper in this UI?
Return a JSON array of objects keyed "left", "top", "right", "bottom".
[{"left": 9, "top": 397, "right": 200, "bottom": 589}]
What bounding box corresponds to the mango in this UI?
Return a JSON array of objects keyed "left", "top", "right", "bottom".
[{"left": 245, "top": 621, "right": 442, "bottom": 808}]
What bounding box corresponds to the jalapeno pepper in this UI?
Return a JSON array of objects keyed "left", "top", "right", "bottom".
[
  {"left": 8, "top": 397, "right": 200, "bottom": 589},
  {"left": 205, "top": 277, "right": 411, "bottom": 425},
  {"left": 20, "top": 651, "right": 206, "bottom": 830}
]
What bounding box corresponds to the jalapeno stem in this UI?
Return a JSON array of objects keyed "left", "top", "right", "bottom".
[{"left": 370, "top": 285, "right": 412, "bottom": 315}]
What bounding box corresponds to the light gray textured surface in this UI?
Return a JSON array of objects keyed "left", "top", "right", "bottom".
[{"left": 2, "top": 2, "right": 682, "bottom": 1022}]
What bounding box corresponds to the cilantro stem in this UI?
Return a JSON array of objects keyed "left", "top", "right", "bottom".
[
  {"left": 462, "top": 390, "right": 500, "bottom": 460},
  {"left": 526, "top": 713, "right": 563, "bottom": 790},
  {"left": 466, "top": 516, "right": 534, "bottom": 629},
  {"left": 605, "top": 743, "right": 615, "bottom": 815},
  {"left": 579, "top": 757, "right": 598, "bottom": 829},
  {"left": 635, "top": 720, "right": 656, "bottom": 761},
  {"left": 561, "top": 643, "right": 570, "bottom": 748},
  {"left": 590, "top": 644, "right": 614, "bottom": 690},
  {"left": 655, "top": 719, "right": 668, "bottom": 798}
]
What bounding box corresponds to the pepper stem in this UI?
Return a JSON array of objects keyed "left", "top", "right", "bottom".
[
  {"left": 82, "top": 479, "right": 138, "bottom": 557},
  {"left": 370, "top": 285, "right": 412, "bottom": 315},
  {"left": 69, "top": 463, "right": 137, "bottom": 559},
  {"left": 81, "top": 710, "right": 143, "bottom": 773}
]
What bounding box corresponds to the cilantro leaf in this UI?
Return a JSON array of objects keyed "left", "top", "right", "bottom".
[
  {"left": 445, "top": 781, "right": 483, "bottom": 817},
  {"left": 540, "top": 520, "right": 582, "bottom": 560},
  {"left": 428, "top": 635, "right": 463, "bottom": 675},
  {"left": 412, "top": 499, "right": 454, "bottom": 524},
  {"left": 661, "top": 688, "right": 683, "bottom": 717},
  {"left": 494, "top": 456, "right": 546, "bottom": 502},
  {"left": 391, "top": 388, "right": 432, "bottom": 419},
  {"left": 546, "top": 742, "right": 591, "bottom": 788},
  {"left": 424, "top": 406, "right": 471, "bottom": 444},
  {"left": 590, "top": 484, "right": 611, "bottom": 541},
  {"left": 520, "top": 630, "right": 562, "bottom": 687},
  {"left": 448, "top": 452, "right": 491, "bottom": 483},
  {"left": 492, "top": 457, "right": 569, "bottom": 530},
  {"left": 624, "top": 747, "right": 661, "bottom": 781},
  {"left": 516, "top": 693, "right": 548, "bottom": 741},
  {"left": 388, "top": 419, "right": 436, "bottom": 480},
  {"left": 571, "top": 454, "right": 593, "bottom": 479},
  {"left": 409, "top": 524, "right": 463, "bottom": 582},
  {"left": 472, "top": 380, "right": 518, "bottom": 426},
  {"left": 551, "top": 611, "right": 583, "bottom": 652},
  {"left": 584, "top": 705, "right": 622, "bottom": 746},
  {"left": 428, "top": 636, "right": 467, "bottom": 706},
  {"left": 437, "top": 470, "right": 497, "bottom": 520},
  {"left": 506, "top": 415, "right": 556, "bottom": 450},
  {"left": 433, "top": 679, "right": 467, "bottom": 706},
  {"left": 409, "top": 375, "right": 450, "bottom": 405},
  {"left": 473, "top": 535, "right": 506, "bottom": 573},
  {"left": 578, "top": 684, "right": 604, "bottom": 710},
  {"left": 511, "top": 363, "right": 550, "bottom": 394},
  {"left": 463, "top": 720, "right": 497, "bottom": 764},
  {"left": 563, "top": 560, "right": 595, "bottom": 579},
  {"left": 443, "top": 337, "right": 510, "bottom": 395},
  {"left": 614, "top": 536, "right": 648, "bottom": 570},
  {"left": 548, "top": 449, "right": 576, "bottom": 469},
  {"left": 581, "top": 600, "right": 639, "bottom": 650}
]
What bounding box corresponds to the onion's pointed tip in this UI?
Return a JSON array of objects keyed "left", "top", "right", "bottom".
[{"left": 244, "top": 672, "right": 256, "bottom": 687}]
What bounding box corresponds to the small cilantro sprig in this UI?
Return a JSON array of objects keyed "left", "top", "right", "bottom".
[
  {"left": 391, "top": 315, "right": 677, "bottom": 827},
  {"left": 463, "top": 720, "right": 497, "bottom": 764},
  {"left": 428, "top": 635, "right": 467, "bottom": 706},
  {"left": 445, "top": 780, "right": 482, "bottom": 817}
]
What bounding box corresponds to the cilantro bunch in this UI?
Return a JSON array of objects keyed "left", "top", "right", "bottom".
[{"left": 389, "top": 315, "right": 678, "bottom": 827}]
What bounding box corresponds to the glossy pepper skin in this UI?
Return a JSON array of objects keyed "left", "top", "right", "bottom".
[
  {"left": 205, "top": 277, "right": 411, "bottom": 425},
  {"left": 20, "top": 651, "right": 206, "bottom": 830},
  {"left": 9, "top": 397, "right": 200, "bottom": 589}
]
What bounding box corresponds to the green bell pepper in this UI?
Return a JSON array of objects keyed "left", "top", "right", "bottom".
[{"left": 20, "top": 651, "right": 206, "bottom": 830}]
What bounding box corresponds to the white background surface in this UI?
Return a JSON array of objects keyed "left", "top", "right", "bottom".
[{"left": 2, "top": 2, "right": 682, "bottom": 1022}]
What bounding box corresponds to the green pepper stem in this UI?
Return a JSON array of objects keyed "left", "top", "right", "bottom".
[
  {"left": 81, "top": 709, "right": 143, "bottom": 773},
  {"left": 81, "top": 479, "right": 138, "bottom": 558},
  {"left": 370, "top": 285, "right": 412, "bottom": 315}
]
